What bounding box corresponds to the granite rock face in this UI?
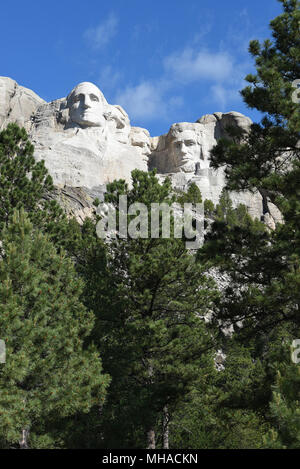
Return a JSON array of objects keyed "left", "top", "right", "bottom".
[
  {"left": 0, "top": 77, "right": 280, "bottom": 224},
  {"left": 27, "top": 81, "right": 149, "bottom": 195},
  {"left": 0, "top": 76, "right": 45, "bottom": 131},
  {"left": 149, "top": 113, "right": 262, "bottom": 219}
]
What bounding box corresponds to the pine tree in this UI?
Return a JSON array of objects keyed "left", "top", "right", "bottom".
[
  {"left": 170, "top": 365, "right": 269, "bottom": 449},
  {"left": 92, "top": 170, "right": 218, "bottom": 448},
  {"left": 200, "top": 0, "right": 300, "bottom": 333},
  {"left": 0, "top": 210, "right": 110, "bottom": 448},
  {"left": 262, "top": 336, "right": 300, "bottom": 449},
  {"left": 264, "top": 367, "right": 300, "bottom": 449},
  {"left": 0, "top": 123, "right": 69, "bottom": 244},
  {"left": 197, "top": 0, "right": 300, "bottom": 449},
  {"left": 204, "top": 199, "right": 215, "bottom": 218},
  {"left": 176, "top": 182, "right": 202, "bottom": 205},
  {"left": 215, "top": 189, "right": 235, "bottom": 224}
]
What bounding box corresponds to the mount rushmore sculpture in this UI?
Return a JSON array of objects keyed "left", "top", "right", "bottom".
[{"left": 0, "top": 76, "right": 281, "bottom": 224}]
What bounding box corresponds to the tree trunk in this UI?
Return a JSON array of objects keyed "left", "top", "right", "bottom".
[
  {"left": 19, "top": 428, "right": 29, "bottom": 449},
  {"left": 147, "top": 429, "right": 156, "bottom": 449},
  {"left": 162, "top": 406, "right": 169, "bottom": 449}
]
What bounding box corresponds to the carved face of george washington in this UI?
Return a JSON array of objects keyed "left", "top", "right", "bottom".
[{"left": 67, "top": 82, "right": 106, "bottom": 128}]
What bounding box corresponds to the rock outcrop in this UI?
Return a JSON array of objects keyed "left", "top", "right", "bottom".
[
  {"left": 149, "top": 113, "right": 263, "bottom": 219},
  {"left": 0, "top": 76, "right": 45, "bottom": 131},
  {"left": 27, "top": 82, "right": 149, "bottom": 195},
  {"left": 0, "top": 77, "right": 281, "bottom": 225}
]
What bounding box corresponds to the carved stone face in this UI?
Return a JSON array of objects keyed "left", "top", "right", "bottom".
[
  {"left": 170, "top": 129, "right": 202, "bottom": 173},
  {"left": 130, "top": 127, "right": 151, "bottom": 158},
  {"left": 107, "top": 105, "right": 130, "bottom": 144},
  {"left": 68, "top": 82, "right": 106, "bottom": 128}
]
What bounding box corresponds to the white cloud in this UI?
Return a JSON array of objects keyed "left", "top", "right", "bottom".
[
  {"left": 98, "top": 65, "right": 122, "bottom": 92},
  {"left": 96, "top": 43, "right": 249, "bottom": 121},
  {"left": 164, "top": 47, "right": 234, "bottom": 83},
  {"left": 209, "top": 79, "right": 246, "bottom": 111},
  {"left": 163, "top": 43, "right": 250, "bottom": 111},
  {"left": 114, "top": 81, "right": 183, "bottom": 122},
  {"left": 84, "top": 13, "right": 118, "bottom": 49},
  {"left": 168, "top": 95, "right": 184, "bottom": 108},
  {"left": 224, "top": 8, "right": 259, "bottom": 55},
  {"left": 113, "top": 47, "right": 237, "bottom": 121},
  {"left": 209, "top": 85, "right": 234, "bottom": 110},
  {"left": 115, "top": 82, "right": 164, "bottom": 120},
  {"left": 105, "top": 45, "right": 246, "bottom": 121}
]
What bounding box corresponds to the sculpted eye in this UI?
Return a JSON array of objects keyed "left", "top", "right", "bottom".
[
  {"left": 90, "top": 94, "right": 99, "bottom": 102},
  {"left": 186, "top": 141, "right": 196, "bottom": 146}
]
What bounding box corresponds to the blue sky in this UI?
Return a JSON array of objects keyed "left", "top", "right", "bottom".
[{"left": 1, "top": 0, "right": 282, "bottom": 136}]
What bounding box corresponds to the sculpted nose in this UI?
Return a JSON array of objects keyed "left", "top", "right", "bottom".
[
  {"left": 83, "top": 97, "right": 91, "bottom": 109},
  {"left": 180, "top": 144, "right": 188, "bottom": 154}
]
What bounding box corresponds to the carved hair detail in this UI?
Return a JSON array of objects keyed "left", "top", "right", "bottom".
[{"left": 66, "top": 82, "right": 107, "bottom": 109}]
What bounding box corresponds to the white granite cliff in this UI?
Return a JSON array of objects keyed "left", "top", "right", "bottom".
[{"left": 0, "top": 76, "right": 281, "bottom": 225}]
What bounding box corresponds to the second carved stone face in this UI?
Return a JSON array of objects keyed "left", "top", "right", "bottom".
[
  {"left": 68, "top": 82, "right": 106, "bottom": 128},
  {"left": 106, "top": 105, "right": 130, "bottom": 144},
  {"left": 130, "top": 127, "right": 151, "bottom": 158},
  {"left": 170, "top": 129, "right": 202, "bottom": 173}
]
